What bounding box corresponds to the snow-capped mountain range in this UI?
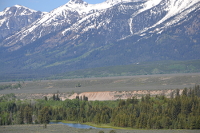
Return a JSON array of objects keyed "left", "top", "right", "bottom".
[{"left": 0, "top": 0, "right": 200, "bottom": 79}]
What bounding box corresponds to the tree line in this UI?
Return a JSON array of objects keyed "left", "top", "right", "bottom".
[
  {"left": 0, "top": 83, "right": 22, "bottom": 91},
  {"left": 0, "top": 85, "right": 200, "bottom": 129}
]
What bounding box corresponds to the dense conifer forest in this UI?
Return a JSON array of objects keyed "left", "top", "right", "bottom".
[{"left": 0, "top": 85, "right": 200, "bottom": 129}]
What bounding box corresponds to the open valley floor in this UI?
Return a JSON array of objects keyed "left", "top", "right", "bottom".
[{"left": 0, "top": 73, "right": 200, "bottom": 100}]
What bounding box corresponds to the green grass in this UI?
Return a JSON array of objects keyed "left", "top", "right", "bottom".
[
  {"left": 45, "top": 47, "right": 103, "bottom": 68},
  {"left": 51, "top": 120, "right": 78, "bottom": 124},
  {"left": 1, "top": 60, "right": 200, "bottom": 82},
  {"left": 50, "top": 60, "right": 200, "bottom": 79},
  {"left": 2, "top": 124, "right": 199, "bottom": 133},
  {"left": 84, "top": 122, "right": 134, "bottom": 130}
]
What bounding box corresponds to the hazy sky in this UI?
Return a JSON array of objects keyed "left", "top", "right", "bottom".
[{"left": 0, "top": 0, "right": 106, "bottom": 12}]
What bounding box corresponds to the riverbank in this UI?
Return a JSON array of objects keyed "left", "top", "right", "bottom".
[
  {"left": 51, "top": 120, "right": 130, "bottom": 130},
  {"left": 84, "top": 122, "right": 132, "bottom": 130},
  {"left": 51, "top": 120, "right": 200, "bottom": 131}
]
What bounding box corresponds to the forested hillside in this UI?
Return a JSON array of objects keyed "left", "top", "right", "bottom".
[{"left": 0, "top": 85, "right": 200, "bottom": 129}]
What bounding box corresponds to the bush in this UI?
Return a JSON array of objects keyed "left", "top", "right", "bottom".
[{"left": 109, "top": 130, "right": 116, "bottom": 133}]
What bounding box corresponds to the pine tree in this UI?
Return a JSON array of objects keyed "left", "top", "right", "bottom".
[
  {"left": 53, "top": 94, "right": 56, "bottom": 101},
  {"left": 44, "top": 96, "right": 48, "bottom": 101},
  {"left": 38, "top": 106, "right": 50, "bottom": 124},
  {"left": 24, "top": 106, "right": 32, "bottom": 124}
]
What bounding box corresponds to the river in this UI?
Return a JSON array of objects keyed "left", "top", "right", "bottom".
[{"left": 50, "top": 121, "right": 101, "bottom": 129}]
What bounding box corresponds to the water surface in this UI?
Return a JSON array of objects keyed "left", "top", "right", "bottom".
[{"left": 50, "top": 122, "right": 101, "bottom": 129}]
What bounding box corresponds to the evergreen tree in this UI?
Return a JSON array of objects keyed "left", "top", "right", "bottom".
[
  {"left": 24, "top": 106, "right": 32, "bottom": 124},
  {"left": 38, "top": 106, "right": 50, "bottom": 124},
  {"left": 52, "top": 94, "right": 56, "bottom": 101}
]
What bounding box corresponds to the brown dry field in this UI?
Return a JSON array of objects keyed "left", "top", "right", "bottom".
[{"left": 1, "top": 73, "right": 200, "bottom": 95}]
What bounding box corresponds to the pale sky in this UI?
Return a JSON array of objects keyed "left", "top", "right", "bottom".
[{"left": 0, "top": 0, "right": 106, "bottom": 12}]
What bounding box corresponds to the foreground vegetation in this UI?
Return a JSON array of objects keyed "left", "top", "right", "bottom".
[{"left": 0, "top": 85, "right": 200, "bottom": 129}]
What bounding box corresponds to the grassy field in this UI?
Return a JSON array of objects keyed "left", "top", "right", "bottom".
[
  {"left": 49, "top": 60, "right": 200, "bottom": 79},
  {"left": 0, "top": 73, "right": 200, "bottom": 95},
  {"left": 0, "top": 124, "right": 199, "bottom": 133}
]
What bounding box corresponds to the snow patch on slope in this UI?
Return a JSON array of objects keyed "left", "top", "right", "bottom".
[
  {"left": 140, "top": 0, "right": 200, "bottom": 34},
  {"left": 152, "top": 0, "right": 199, "bottom": 28},
  {"left": 136, "top": 0, "right": 162, "bottom": 15}
]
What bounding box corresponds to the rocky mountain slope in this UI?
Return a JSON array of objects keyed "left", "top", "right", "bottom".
[{"left": 0, "top": 0, "right": 200, "bottom": 80}]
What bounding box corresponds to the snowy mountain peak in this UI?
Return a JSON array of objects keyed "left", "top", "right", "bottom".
[
  {"left": 0, "top": 5, "right": 43, "bottom": 40},
  {"left": 0, "top": 5, "right": 37, "bottom": 17},
  {"left": 10, "top": 5, "right": 36, "bottom": 12},
  {"left": 106, "top": 0, "right": 126, "bottom": 3},
  {"left": 13, "top": 5, "right": 27, "bottom": 8},
  {"left": 63, "top": 0, "right": 140, "bottom": 15},
  {"left": 69, "top": 0, "right": 85, "bottom": 4},
  {"left": 66, "top": 0, "right": 89, "bottom": 9},
  {"left": 105, "top": 0, "right": 142, "bottom": 4}
]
